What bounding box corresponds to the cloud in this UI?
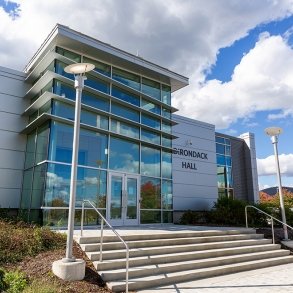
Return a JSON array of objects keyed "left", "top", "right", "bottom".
[
  {"left": 174, "top": 32, "right": 293, "bottom": 128},
  {"left": 257, "top": 154, "right": 293, "bottom": 176}
]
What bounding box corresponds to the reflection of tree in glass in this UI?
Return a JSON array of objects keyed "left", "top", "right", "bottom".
[
  {"left": 141, "top": 181, "right": 161, "bottom": 209},
  {"left": 49, "top": 197, "right": 68, "bottom": 207}
]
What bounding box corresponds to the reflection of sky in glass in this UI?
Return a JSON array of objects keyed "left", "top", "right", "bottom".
[{"left": 141, "top": 146, "right": 160, "bottom": 177}]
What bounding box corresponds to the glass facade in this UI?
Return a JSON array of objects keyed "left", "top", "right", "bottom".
[
  {"left": 216, "top": 136, "right": 233, "bottom": 198},
  {"left": 21, "top": 46, "right": 174, "bottom": 226}
]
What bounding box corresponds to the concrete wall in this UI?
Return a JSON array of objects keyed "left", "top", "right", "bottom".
[
  {"left": 0, "top": 66, "right": 28, "bottom": 208},
  {"left": 172, "top": 115, "right": 218, "bottom": 220}
]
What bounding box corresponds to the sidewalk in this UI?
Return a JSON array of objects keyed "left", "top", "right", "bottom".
[{"left": 139, "top": 263, "right": 293, "bottom": 292}]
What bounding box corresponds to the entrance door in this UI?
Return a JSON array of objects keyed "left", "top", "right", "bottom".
[{"left": 108, "top": 172, "right": 139, "bottom": 225}]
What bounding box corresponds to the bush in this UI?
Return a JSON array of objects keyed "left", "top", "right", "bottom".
[
  {"left": 0, "top": 267, "right": 8, "bottom": 292},
  {"left": 0, "top": 220, "right": 66, "bottom": 264},
  {"left": 3, "top": 270, "right": 27, "bottom": 293}
]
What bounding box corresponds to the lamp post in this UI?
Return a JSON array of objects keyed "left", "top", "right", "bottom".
[
  {"left": 265, "top": 126, "right": 288, "bottom": 240},
  {"left": 52, "top": 62, "right": 94, "bottom": 280}
]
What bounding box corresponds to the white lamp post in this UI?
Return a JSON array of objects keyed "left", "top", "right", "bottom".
[
  {"left": 265, "top": 126, "right": 288, "bottom": 240},
  {"left": 52, "top": 62, "right": 94, "bottom": 280}
]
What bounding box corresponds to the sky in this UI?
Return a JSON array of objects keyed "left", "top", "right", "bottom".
[{"left": 0, "top": 0, "right": 293, "bottom": 191}]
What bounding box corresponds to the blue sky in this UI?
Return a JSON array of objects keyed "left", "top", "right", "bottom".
[{"left": 0, "top": 0, "right": 292, "bottom": 191}]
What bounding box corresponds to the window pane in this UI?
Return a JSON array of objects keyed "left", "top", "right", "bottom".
[
  {"left": 52, "top": 101, "right": 74, "bottom": 120},
  {"left": 163, "top": 211, "right": 173, "bottom": 223},
  {"left": 141, "top": 114, "right": 160, "bottom": 130},
  {"left": 109, "top": 137, "right": 139, "bottom": 173},
  {"left": 56, "top": 47, "right": 81, "bottom": 62},
  {"left": 216, "top": 144, "right": 225, "bottom": 155},
  {"left": 162, "top": 85, "right": 171, "bottom": 105},
  {"left": 226, "top": 145, "right": 231, "bottom": 156},
  {"left": 217, "top": 166, "right": 227, "bottom": 188},
  {"left": 162, "top": 135, "right": 172, "bottom": 148},
  {"left": 35, "top": 123, "right": 49, "bottom": 164},
  {"left": 85, "top": 75, "right": 110, "bottom": 94},
  {"left": 140, "top": 210, "right": 161, "bottom": 224},
  {"left": 20, "top": 169, "right": 33, "bottom": 209},
  {"left": 142, "top": 77, "right": 160, "bottom": 100},
  {"left": 111, "top": 119, "right": 139, "bottom": 139},
  {"left": 225, "top": 138, "right": 231, "bottom": 145},
  {"left": 162, "top": 151, "right": 172, "bottom": 179},
  {"left": 111, "top": 103, "right": 139, "bottom": 122},
  {"left": 162, "top": 121, "right": 171, "bottom": 133},
  {"left": 142, "top": 99, "right": 161, "bottom": 115},
  {"left": 216, "top": 136, "right": 225, "bottom": 144},
  {"left": 226, "top": 156, "right": 232, "bottom": 166},
  {"left": 162, "top": 180, "right": 172, "bottom": 210},
  {"left": 112, "top": 86, "right": 140, "bottom": 106},
  {"left": 31, "top": 164, "right": 46, "bottom": 208},
  {"left": 83, "top": 57, "right": 111, "bottom": 77},
  {"left": 141, "top": 129, "right": 160, "bottom": 145},
  {"left": 82, "top": 91, "right": 109, "bottom": 112},
  {"left": 53, "top": 80, "right": 75, "bottom": 100},
  {"left": 55, "top": 60, "right": 74, "bottom": 80},
  {"left": 216, "top": 155, "right": 226, "bottom": 166},
  {"left": 141, "top": 145, "right": 160, "bottom": 177},
  {"left": 81, "top": 110, "right": 109, "bottom": 130},
  {"left": 140, "top": 177, "right": 161, "bottom": 209},
  {"left": 162, "top": 108, "right": 171, "bottom": 119},
  {"left": 24, "top": 132, "right": 36, "bottom": 169},
  {"left": 112, "top": 67, "right": 140, "bottom": 90}
]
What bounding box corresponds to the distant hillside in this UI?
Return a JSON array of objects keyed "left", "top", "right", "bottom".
[{"left": 261, "top": 186, "right": 293, "bottom": 196}]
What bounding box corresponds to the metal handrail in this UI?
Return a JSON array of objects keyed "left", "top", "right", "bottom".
[
  {"left": 80, "top": 200, "right": 129, "bottom": 293},
  {"left": 245, "top": 205, "right": 293, "bottom": 244}
]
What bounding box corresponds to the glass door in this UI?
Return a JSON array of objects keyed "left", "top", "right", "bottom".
[{"left": 108, "top": 172, "right": 139, "bottom": 225}]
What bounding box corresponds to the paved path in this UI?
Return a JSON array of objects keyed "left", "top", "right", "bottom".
[{"left": 139, "top": 263, "right": 293, "bottom": 293}]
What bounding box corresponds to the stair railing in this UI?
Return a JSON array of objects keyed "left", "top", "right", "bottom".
[
  {"left": 80, "top": 200, "right": 129, "bottom": 293},
  {"left": 245, "top": 205, "right": 293, "bottom": 244}
]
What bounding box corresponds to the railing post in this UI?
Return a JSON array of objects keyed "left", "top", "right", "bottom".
[
  {"left": 126, "top": 246, "right": 129, "bottom": 293},
  {"left": 100, "top": 218, "right": 104, "bottom": 262},
  {"left": 81, "top": 201, "right": 85, "bottom": 236},
  {"left": 271, "top": 217, "right": 275, "bottom": 244}
]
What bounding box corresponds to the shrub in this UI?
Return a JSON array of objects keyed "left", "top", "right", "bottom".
[
  {"left": 0, "top": 268, "right": 8, "bottom": 291},
  {"left": 3, "top": 270, "right": 27, "bottom": 293}
]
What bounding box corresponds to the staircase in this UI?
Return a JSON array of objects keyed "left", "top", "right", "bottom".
[{"left": 76, "top": 228, "right": 293, "bottom": 292}]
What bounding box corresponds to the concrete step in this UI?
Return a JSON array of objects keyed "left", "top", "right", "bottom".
[
  {"left": 87, "top": 238, "right": 272, "bottom": 261},
  {"left": 82, "top": 233, "right": 264, "bottom": 252},
  {"left": 102, "top": 249, "right": 290, "bottom": 281},
  {"left": 94, "top": 243, "right": 281, "bottom": 270},
  {"left": 109, "top": 255, "right": 293, "bottom": 292},
  {"left": 77, "top": 229, "right": 256, "bottom": 244}
]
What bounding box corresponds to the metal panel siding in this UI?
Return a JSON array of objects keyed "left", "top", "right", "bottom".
[
  {"left": 172, "top": 115, "right": 218, "bottom": 211},
  {"left": 0, "top": 188, "right": 21, "bottom": 209},
  {"left": 0, "top": 131, "right": 27, "bottom": 152},
  {"left": 0, "top": 169, "right": 23, "bottom": 189},
  {"left": 0, "top": 149, "right": 25, "bottom": 169}
]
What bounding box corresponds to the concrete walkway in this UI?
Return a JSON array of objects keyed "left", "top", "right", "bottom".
[
  {"left": 68, "top": 225, "right": 293, "bottom": 292},
  {"left": 139, "top": 263, "right": 293, "bottom": 292}
]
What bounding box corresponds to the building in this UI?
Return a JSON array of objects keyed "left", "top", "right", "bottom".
[{"left": 0, "top": 24, "right": 258, "bottom": 226}]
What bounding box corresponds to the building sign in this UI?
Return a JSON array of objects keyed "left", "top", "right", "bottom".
[{"left": 173, "top": 147, "right": 208, "bottom": 170}]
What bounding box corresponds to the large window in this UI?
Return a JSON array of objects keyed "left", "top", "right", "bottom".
[
  {"left": 85, "top": 75, "right": 110, "bottom": 94},
  {"left": 142, "top": 77, "right": 161, "bottom": 100},
  {"left": 111, "top": 119, "right": 139, "bottom": 139},
  {"left": 112, "top": 67, "right": 140, "bottom": 91},
  {"left": 111, "top": 103, "right": 139, "bottom": 122},
  {"left": 83, "top": 56, "right": 111, "bottom": 77},
  {"left": 162, "top": 85, "right": 171, "bottom": 105},
  {"left": 109, "top": 137, "right": 139, "bottom": 173},
  {"left": 140, "top": 177, "right": 161, "bottom": 209},
  {"left": 112, "top": 86, "right": 140, "bottom": 106},
  {"left": 141, "top": 145, "right": 160, "bottom": 177}
]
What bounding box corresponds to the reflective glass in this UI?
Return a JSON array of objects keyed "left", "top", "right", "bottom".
[
  {"left": 112, "top": 86, "right": 140, "bottom": 106},
  {"left": 216, "top": 144, "right": 225, "bottom": 155},
  {"left": 28, "top": 111, "right": 38, "bottom": 123},
  {"left": 140, "top": 177, "right": 161, "bottom": 209},
  {"left": 162, "top": 84, "right": 171, "bottom": 105},
  {"left": 82, "top": 91, "right": 109, "bottom": 112},
  {"left": 141, "top": 114, "right": 160, "bottom": 130},
  {"left": 141, "top": 145, "right": 160, "bottom": 177},
  {"left": 162, "top": 180, "right": 172, "bottom": 209},
  {"left": 31, "top": 164, "right": 46, "bottom": 208},
  {"left": 141, "top": 129, "right": 160, "bottom": 145},
  {"left": 112, "top": 67, "right": 140, "bottom": 91},
  {"left": 52, "top": 101, "right": 74, "bottom": 121},
  {"left": 111, "top": 119, "right": 139, "bottom": 139},
  {"left": 83, "top": 57, "right": 111, "bottom": 77},
  {"left": 127, "top": 177, "right": 137, "bottom": 219},
  {"left": 111, "top": 102, "right": 139, "bottom": 122},
  {"left": 140, "top": 210, "right": 161, "bottom": 224},
  {"left": 56, "top": 47, "right": 81, "bottom": 62},
  {"left": 216, "top": 136, "right": 225, "bottom": 144},
  {"left": 162, "top": 151, "right": 172, "bottom": 179},
  {"left": 24, "top": 132, "right": 36, "bottom": 169},
  {"left": 55, "top": 60, "right": 74, "bottom": 80},
  {"left": 85, "top": 74, "right": 110, "bottom": 94},
  {"left": 162, "top": 108, "right": 171, "bottom": 119},
  {"left": 109, "top": 137, "right": 139, "bottom": 173},
  {"left": 162, "top": 121, "right": 171, "bottom": 133},
  {"left": 142, "top": 99, "right": 161, "bottom": 115},
  {"left": 216, "top": 155, "right": 226, "bottom": 166},
  {"left": 110, "top": 175, "right": 122, "bottom": 219},
  {"left": 39, "top": 100, "right": 51, "bottom": 116},
  {"left": 226, "top": 156, "right": 232, "bottom": 166},
  {"left": 226, "top": 145, "right": 231, "bottom": 156},
  {"left": 225, "top": 138, "right": 231, "bottom": 145},
  {"left": 53, "top": 80, "right": 75, "bottom": 100},
  {"left": 163, "top": 211, "right": 173, "bottom": 223},
  {"left": 49, "top": 122, "right": 108, "bottom": 168},
  {"left": 217, "top": 166, "right": 226, "bottom": 188},
  {"left": 35, "top": 123, "right": 49, "bottom": 164},
  {"left": 162, "top": 135, "right": 172, "bottom": 148},
  {"left": 142, "top": 77, "right": 160, "bottom": 100},
  {"left": 81, "top": 110, "right": 109, "bottom": 130}
]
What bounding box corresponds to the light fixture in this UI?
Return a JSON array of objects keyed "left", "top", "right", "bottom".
[
  {"left": 265, "top": 126, "right": 288, "bottom": 240},
  {"left": 64, "top": 63, "right": 95, "bottom": 75}
]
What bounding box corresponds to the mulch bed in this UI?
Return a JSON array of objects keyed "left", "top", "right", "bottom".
[{"left": 4, "top": 241, "right": 112, "bottom": 293}]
